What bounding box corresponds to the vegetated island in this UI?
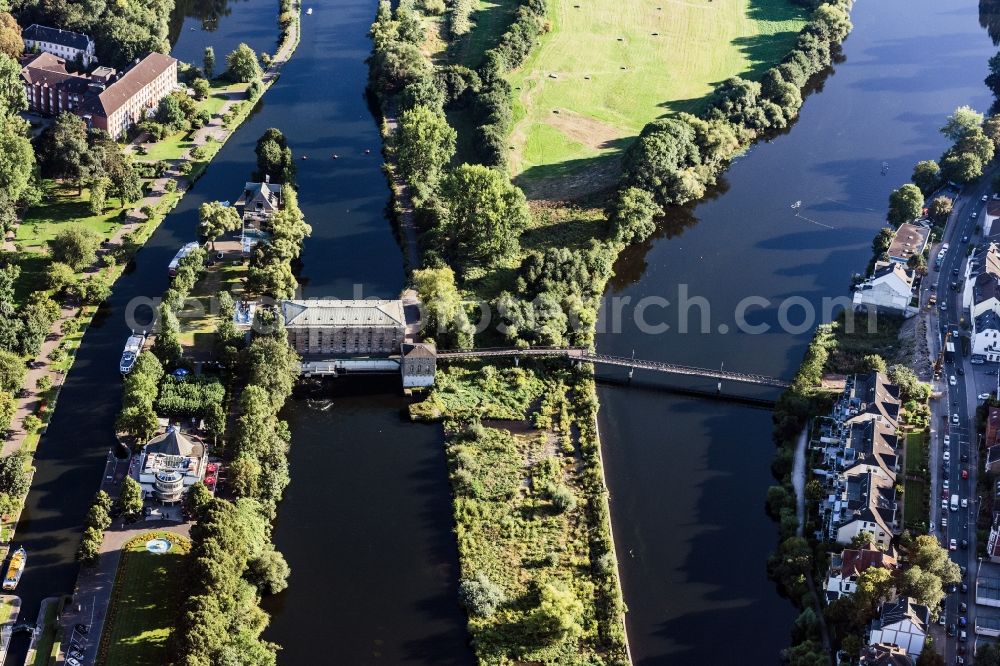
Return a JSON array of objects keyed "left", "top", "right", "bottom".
[{"left": 366, "top": 0, "right": 854, "bottom": 663}]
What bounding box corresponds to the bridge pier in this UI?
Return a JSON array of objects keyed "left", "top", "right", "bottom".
[
  {"left": 514, "top": 356, "right": 519, "bottom": 367},
  {"left": 627, "top": 366, "right": 634, "bottom": 382}
]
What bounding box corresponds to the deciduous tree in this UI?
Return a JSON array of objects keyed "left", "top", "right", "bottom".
[
  {"left": 886, "top": 184, "right": 923, "bottom": 226},
  {"left": 396, "top": 104, "right": 456, "bottom": 205},
  {"left": 911, "top": 160, "right": 941, "bottom": 195},
  {"left": 49, "top": 225, "right": 101, "bottom": 270},
  {"left": 438, "top": 164, "right": 529, "bottom": 269},
  {"left": 226, "top": 43, "right": 262, "bottom": 83},
  {"left": 199, "top": 201, "right": 241, "bottom": 249}
]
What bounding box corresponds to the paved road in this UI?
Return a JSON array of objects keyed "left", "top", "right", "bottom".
[{"left": 928, "top": 174, "right": 996, "bottom": 663}]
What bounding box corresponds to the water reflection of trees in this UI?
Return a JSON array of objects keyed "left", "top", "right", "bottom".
[
  {"left": 168, "top": 0, "right": 244, "bottom": 43},
  {"left": 982, "top": 0, "right": 1000, "bottom": 46}
]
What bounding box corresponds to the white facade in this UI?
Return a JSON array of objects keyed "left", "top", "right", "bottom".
[
  {"left": 974, "top": 327, "right": 1000, "bottom": 362},
  {"left": 23, "top": 25, "right": 96, "bottom": 67},
  {"left": 853, "top": 264, "right": 914, "bottom": 314}
]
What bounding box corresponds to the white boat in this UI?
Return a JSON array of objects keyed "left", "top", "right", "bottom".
[
  {"left": 3, "top": 548, "right": 25, "bottom": 591},
  {"left": 168, "top": 242, "right": 201, "bottom": 277},
  {"left": 306, "top": 7, "right": 313, "bottom": 14},
  {"left": 120, "top": 332, "right": 146, "bottom": 375}
]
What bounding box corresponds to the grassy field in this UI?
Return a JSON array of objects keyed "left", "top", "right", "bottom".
[
  {"left": 15, "top": 182, "right": 126, "bottom": 253},
  {"left": 99, "top": 532, "right": 190, "bottom": 666},
  {"left": 506, "top": 0, "right": 807, "bottom": 196},
  {"left": 904, "top": 478, "right": 928, "bottom": 529},
  {"left": 905, "top": 431, "right": 926, "bottom": 475}
]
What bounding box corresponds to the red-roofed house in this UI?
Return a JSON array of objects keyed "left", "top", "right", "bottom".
[{"left": 825, "top": 545, "right": 897, "bottom": 600}]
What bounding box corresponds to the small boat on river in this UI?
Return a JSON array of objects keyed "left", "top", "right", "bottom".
[
  {"left": 120, "top": 332, "right": 146, "bottom": 375},
  {"left": 3, "top": 548, "right": 25, "bottom": 591}
]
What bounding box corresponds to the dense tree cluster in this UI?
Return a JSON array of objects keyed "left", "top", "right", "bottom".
[
  {"left": 76, "top": 490, "right": 112, "bottom": 565},
  {"left": 155, "top": 376, "right": 225, "bottom": 436},
  {"left": 13, "top": 0, "right": 173, "bottom": 68},
  {"left": 198, "top": 200, "right": 241, "bottom": 249},
  {"left": 0, "top": 450, "right": 29, "bottom": 517},
  {"left": 174, "top": 496, "right": 287, "bottom": 664},
  {"left": 937, "top": 105, "right": 995, "bottom": 183},
  {"left": 0, "top": 263, "right": 60, "bottom": 359},
  {"left": 495, "top": 243, "right": 614, "bottom": 346},
  {"left": 115, "top": 350, "right": 163, "bottom": 441},
  {"left": 395, "top": 104, "right": 456, "bottom": 206},
  {"left": 229, "top": 334, "right": 298, "bottom": 520},
  {"left": 254, "top": 128, "right": 295, "bottom": 184},
  {"left": 886, "top": 183, "right": 924, "bottom": 226}
]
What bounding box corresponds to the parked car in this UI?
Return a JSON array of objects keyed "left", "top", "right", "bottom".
[
  {"left": 943, "top": 499, "right": 950, "bottom": 511},
  {"left": 983, "top": 194, "right": 989, "bottom": 202},
  {"left": 961, "top": 539, "right": 968, "bottom": 549},
  {"left": 950, "top": 375, "right": 958, "bottom": 386},
  {"left": 961, "top": 451, "right": 969, "bottom": 462},
  {"left": 75, "top": 624, "right": 89, "bottom": 635},
  {"left": 944, "top": 434, "right": 951, "bottom": 447},
  {"left": 961, "top": 583, "right": 969, "bottom": 592},
  {"left": 962, "top": 469, "right": 968, "bottom": 479},
  {"left": 941, "top": 301, "right": 948, "bottom": 310},
  {"left": 961, "top": 602, "right": 968, "bottom": 612},
  {"left": 958, "top": 365, "right": 965, "bottom": 375},
  {"left": 944, "top": 451, "right": 951, "bottom": 463},
  {"left": 972, "top": 211, "right": 979, "bottom": 219},
  {"left": 952, "top": 413, "right": 960, "bottom": 424},
  {"left": 950, "top": 538, "right": 958, "bottom": 550},
  {"left": 962, "top": 498, "right": 969, "bottom": 508},
  {"left": 948, "top": 623, "right": 957, "bottom": 636},
  {"left": 963, "top": 235, "right": 970, "bottom": 243},
  {"left": 980, "top": 393, "right": 992, "bottom": 400}
]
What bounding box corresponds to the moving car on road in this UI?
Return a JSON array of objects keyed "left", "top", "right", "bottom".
[{"left": 950, "top": 538, "right": 958, "bottom": 550}]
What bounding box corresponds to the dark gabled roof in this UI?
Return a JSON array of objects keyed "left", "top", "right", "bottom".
[
  {"left": 145, "top": 428, "right": 204, "bottom": 459},
  {"left": 873, "top": 597, "right": 929, "bottom": 634},
  {"left": 22, "top": 24, "right": 92, "bottom": 51},
  {"left": 975, "top": 271, "right": 1000, "bottom": 306},
  {"left": 840, "top": 546, "right": 896, "bottom": 578},
  {"left": 78, "top": 52, "right": 176, "bottom": 119}
]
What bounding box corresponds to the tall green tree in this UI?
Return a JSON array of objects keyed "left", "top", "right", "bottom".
[
  {"left": 199, "top": 201, "right": 241, "bottom": 249},
  {"left": 911, "top": 160, "right": 941, "bottom": 195},
  {"left": 928, "top": 196, "right": 953, "bottom": 224},
  {"left": 254, "top": 128, "right": 295, "bottom": 183},
  {"left": 886, "top": 184, "right": 924, "bottom": 226},
  {"left": 0, "top": 120, "right": 35, "bottom": 204},
  {"left": 116, "top": 476, "right": 144, "bottom": 521},
  {"left": 204, "top": 46, "right": 216, "bottom": 79},
  {"left": 941, "top": 105, "right": 984, "bottom": 141},
  {"left": 41, "top": 113, "right": 88, "bottom": 185},
  {"left": 0, "top": 53, "right": 26, "bottom": 119},
  {"left": 226, "top": 43, "right": 262, "bottom": 83},
  {"left": 412, "top": 266, "right": 473, "bottom": 349},
  {"left": 49, "top": 225, "right": 101, "bottom": 270},
  {"left": 152, "top": 302, "right": 182, "bottom": 367},
  {"left": 437, "top": 164, "right": 529, "bottom": 269},
  {"left": 396, "top": 104, "right": 456, "bottom": 205}
]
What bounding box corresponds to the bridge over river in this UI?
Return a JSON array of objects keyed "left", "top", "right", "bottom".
[{"left": 299, "top": 345, "right": 791, "bottom": 398}]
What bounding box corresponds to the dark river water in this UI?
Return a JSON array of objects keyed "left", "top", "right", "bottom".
[
  {"left": 7, "top": 0, "right": 1000, "bottom": 664},
  {"left": 596, "top": 1, "right": 998, "bottom": 663}
]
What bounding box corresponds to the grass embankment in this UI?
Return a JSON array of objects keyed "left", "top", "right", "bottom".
[
  {"left": 412, "top": 362, "right": 628, "bottom": 665},
  {"left": 98, "top": 532, "right": 191, "bottom": 665},
  {"left": 506, "top": 0, "right": 807, "bottom": 193}
]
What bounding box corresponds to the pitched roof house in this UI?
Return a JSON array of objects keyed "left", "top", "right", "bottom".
[
  {"left": 853, "top": 262, "right": 915, "bottom": 314},
  {"left": 825, "top": 545, "right": 897, "bottom": 600},
  {"left": 282, "top": 300, "right": 407, "bottom": 355},
  {"left": 22, "top": 24, "right": 96, "bottom": 66},
  {"left": 887, "top": 223, "right": 930, "bottom": 265},
  {"left": 868, "top": 597, "right": 929, "bottom": 657}
]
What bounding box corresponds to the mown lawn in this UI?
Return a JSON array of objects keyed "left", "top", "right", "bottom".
[
  {"left": 905, "top": 431, "right": 926, "bottom": 475},
  {"left": 100, "top": 532, "right": 190, "bottom": 666},
  {"left": 506, "top": 0, "right": 807, "bottom": 187},
  {"left": 16, "top": 182, "right": 126, "bottom": 253},
  {"left": 904, "top": 478, "right": 928, "bottom": 529}
]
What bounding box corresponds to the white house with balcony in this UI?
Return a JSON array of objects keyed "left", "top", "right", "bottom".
[
  {"left": 134, "top": 427, "right": 208, "bottom": 504},
  {"left": 853, "top": 263, "right": 915, "bottom": 315}
]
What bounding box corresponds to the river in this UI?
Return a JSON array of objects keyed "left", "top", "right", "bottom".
[
  {"left": 595, "top": 0, "right": 998, "bottom": 663},
  {"left": 6, "top": 0, "right": 469, "bottom": 663},
  {"left": 7, "top": 0, "right": 998, "bottom": 664}
]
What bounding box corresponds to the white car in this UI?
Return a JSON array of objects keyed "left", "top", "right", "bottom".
[
  {"left": 950, "top": 375, "right": 957, "bottom": 386},
  {"left": 972, "top": 211, "right": 980, "bottom": 219},
  {"left": 953, "top": 413, "right": 960, "bottom": 424},
  {"left": 942, "top": 517, "right": 949, "bottom": 528},
  {"left": 983, "top": 194, "right": 989, "bottom": 202},
  {"left": 950, "top": 538, "right": 958, "bottom": 550},
  {"left": 962, "top": 498, "right": 969, "bottom": 508},
  {"left": 944, "top": 451, "right": 951, "bottom": 463},
  {"left": 930, "top": 521, "right": 936, "bottom": 533},
  {"left": 944, "top": 480, "right": 950, "bottom": 493},
  {"left": 944, "top": 434, "right": 951, "bottom": 447},
  {"left": 981, "top": 393, "right": 993, "bottom": 400},
  {"left": 943, "top": 499, "right": 949, "bottom": 511}
]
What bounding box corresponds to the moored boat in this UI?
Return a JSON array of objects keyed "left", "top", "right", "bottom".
[
  {"left": 120, "top": 332, "right": 146, "bottom": 375},
  {"left": 3, "top": 547, "right": 25, "bottom": 591}
]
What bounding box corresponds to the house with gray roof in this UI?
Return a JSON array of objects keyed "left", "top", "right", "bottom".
[
  {"left": 868, "top": 597, "right": 929, "bottom": 658},
  {"left": 282, "top": 300, "right": 406, "bottom": 355},
  {"left": 22, "top": 24, "right": 96, "bottom": 66}
]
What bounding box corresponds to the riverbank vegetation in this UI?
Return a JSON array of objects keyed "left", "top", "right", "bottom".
[{"left": 412, "top": 361, "right": 627, "bottom": 665}]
